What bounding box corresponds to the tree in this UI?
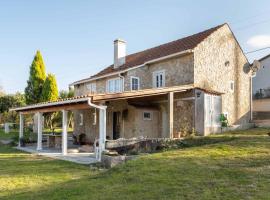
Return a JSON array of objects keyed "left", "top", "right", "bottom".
[
  {"left": 0, "top": 93, "right": 25, "bottom": 113},
  {"left": 25, "top": 50, "right": 46, "bottom": 104},
  {"left": 40, "top": 73, "right": 59, "bottom": 131},
  {"left": 0, "top": 93, "right": 26, "bottom": 124},
  {"left": 41, "top": 73, "right": 59, "bottom": 102},
  {"left": 0, "top": 85, "right": 4, "bottom": 96},
  {"left": 59, "top": 88, "right": 74, "bottom": 99},
  {"left": 59, "top": 88, "right": 75, "bottom": 129}
]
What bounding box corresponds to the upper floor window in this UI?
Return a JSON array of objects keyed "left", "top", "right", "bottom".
[
  {"left": 86, "top": 82, "right": 96, "bottom": 94},
  {"left": 153, "top": 70, "right": 165, "bottom": 88},
  {"left": 107, "top": 78, "right": 123, "bottom": 93},
  {"left": 130, "top": 76, "right": 140, "bottom": 91}
]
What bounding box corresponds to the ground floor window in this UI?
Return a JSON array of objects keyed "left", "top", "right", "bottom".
[{"left": 143, "top": 111, "right": 152, "bottom": 120}]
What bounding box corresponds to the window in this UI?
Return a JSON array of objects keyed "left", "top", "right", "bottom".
[
  {"left": 130, "top": 77, "right": 140, "bottom": 91},
  {"left": 229, "top": 81, "right": 234, "bottom": 92},
  {"left": 79, "top": 113, "right": 83, "bottom": 126},
  {"left": 107, "top": 78, "right": 123, "bottom": 93},
  {"left": 153, "top": 70, "right": 165, "bottom": 88},
  {"left": 143, "top": 111, "right": 152, "bottom": 120},
  {"left": 86, "top": 82, "right": 96, "bottom": 94}
]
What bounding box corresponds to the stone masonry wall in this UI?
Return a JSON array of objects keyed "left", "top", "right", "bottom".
[{"left": 194, "top": 24, "right": 251, "bottom": 126}]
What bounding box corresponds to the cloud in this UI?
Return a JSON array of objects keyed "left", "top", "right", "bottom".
[{"left": 247, "top": 35, "right": 270, "bottom": 48}]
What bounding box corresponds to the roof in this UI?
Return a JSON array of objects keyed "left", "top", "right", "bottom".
[
  {"left": 72, "top": 23, "right": 226, "bottom": 85},
  {"left": 259, "top": 53, "right": 270, "bottom": 62},
  {"left": 12, "top": 84, "right": 224, "bottom": 113}
]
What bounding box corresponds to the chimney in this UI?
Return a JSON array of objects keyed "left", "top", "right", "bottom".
[{"left": 114, "top": 39, "right": 126, "bottom": 68}]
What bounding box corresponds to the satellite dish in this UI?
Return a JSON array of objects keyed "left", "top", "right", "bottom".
[{"left": 250, "top": 60, "right": 261, "bottom": 73}]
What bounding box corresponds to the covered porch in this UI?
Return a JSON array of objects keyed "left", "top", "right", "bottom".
[
  {"left": 11, "top": 84, "right": 223, "bottom": 164},
  {"left": 12, "top": 97, "right": 107, "bottom": 163}
]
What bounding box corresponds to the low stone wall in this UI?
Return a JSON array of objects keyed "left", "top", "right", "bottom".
[
  {"left": 101, "top": 154, "right": 137, "bottom": 168},
  {"left": 105, "top": 138, "right": 176, "bottom": 155}
]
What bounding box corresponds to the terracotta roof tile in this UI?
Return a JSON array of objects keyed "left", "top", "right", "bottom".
[{"left": 73, "top": 23, "right": 225, "bottom": 84}]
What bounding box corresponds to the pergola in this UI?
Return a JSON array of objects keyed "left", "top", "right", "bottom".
[{"left": 12, "top": 97, "right": 107, "bottom": 161}]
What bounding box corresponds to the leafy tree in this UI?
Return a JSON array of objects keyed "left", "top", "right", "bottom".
[
  {"left": 59, "top": 88, "right": 75, "bottom": 129},
  {"left": 0, "top": 93, "right": 25, "bottom": 113},
  {"left": 25, "top": 50, "right": 46, "bottom": 104},
  {"left": 41, "top": 74, "right": 59, "bottom": 131},
  {"left": 0, "top": 85, "right": 4, "bottom": 96},
  {"left": 41, "top": 73, "right": 59, "bottom": 102},
  {"left": 0, "top": 93, "right": 26, "bottom": 124},
  {"left": 59, "top": 88, "right": 74, "bottom": 99}
]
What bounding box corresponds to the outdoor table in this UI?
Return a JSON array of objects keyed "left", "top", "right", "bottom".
[{"left": 43, "top": 134, "right": 62, "bottom": 149}]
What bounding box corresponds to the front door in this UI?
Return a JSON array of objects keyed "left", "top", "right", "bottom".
[{"left": 113, "top": 112, "right": 121, "bottom": 139}]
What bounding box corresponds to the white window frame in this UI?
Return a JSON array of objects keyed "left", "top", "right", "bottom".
[
  {"left": 229, "top": 81, "right": 234, "bottom": 93},
  {"left": 130, "top": 76, "right": 140, "bottom": 91},
  {"left": 143, "top": 111, "right": 152, "bottom": 121},
  {"left": 106, "top": 77, "right": 123, "bottom": 93},
  {"left": 79, "top": 113, "right": 83, "bottom": 126},
  {"left": 86, "top": 82, "right": 96, "bottom": 94},
  {"left": 152, "top": 70, "right": 165, "bottom": 88}
]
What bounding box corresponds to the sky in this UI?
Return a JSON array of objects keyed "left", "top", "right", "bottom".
[{"left": 1, "top": 0, "right": 270, "bottom": 94}]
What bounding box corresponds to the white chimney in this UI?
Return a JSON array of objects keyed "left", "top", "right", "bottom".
[{"left": 114, "top": 39, "right": 126, "bottom": 68}]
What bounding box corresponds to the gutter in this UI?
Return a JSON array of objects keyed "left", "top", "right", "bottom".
[
  {"left": 10, "top": 97, "right": 92, "bottom": 112},
  {"left": 87, "top": 98, "right": 107, "bottom": 162},
  {"left": 70, "top": 49, "right": 194, "bottom": 86}
]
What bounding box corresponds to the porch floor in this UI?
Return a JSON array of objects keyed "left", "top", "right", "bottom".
[{"left": 15, "top": 145, "right": 97, "bottom": 165}]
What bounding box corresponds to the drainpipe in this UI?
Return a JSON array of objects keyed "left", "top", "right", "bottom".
[{"left": 87, "top": 98, "right": 107, "bottom": 161}]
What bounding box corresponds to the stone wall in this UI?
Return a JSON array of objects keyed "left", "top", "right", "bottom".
[
  {"left": 194, "top": 24, "right": 251, "bottom": 126},
  {"left": 74, "top": 54, "right": 194, "bottom": 96},
  {"left": 124, "top": 54, "right": 194, "bottom": 90}
]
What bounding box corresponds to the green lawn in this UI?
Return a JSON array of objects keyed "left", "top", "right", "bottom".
[
  {"left": 0, "top": 128, "right": 270, "bottom": 200},
  {"left": 0, "top": 129, "right": 18, "bottom": 140}
]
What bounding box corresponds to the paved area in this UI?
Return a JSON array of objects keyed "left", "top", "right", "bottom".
[
  {"left": 15, "top": 146, "right": 98, "bottom": 165},
  {"left": 0, "top": 139, "right": 13, "bottom": 145}
]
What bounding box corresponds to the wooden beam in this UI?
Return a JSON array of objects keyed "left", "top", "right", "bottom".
[
  {"left": 93, "top": 84, "right": 194, "bottom": 102},
  {"left": 20, "top": 103, "right": 89, "bottom": 114}
]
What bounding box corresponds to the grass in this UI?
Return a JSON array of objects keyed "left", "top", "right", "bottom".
[
  {"left": 0, "top": 128, "right": 270, "bottom": 200},
  {"left": 0, "top": 129, "right": 18, "bottom": 140}
]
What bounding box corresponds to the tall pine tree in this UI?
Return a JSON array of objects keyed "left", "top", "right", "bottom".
[{"left": 25, "top": 50, "right": 46, "bottom": 104}]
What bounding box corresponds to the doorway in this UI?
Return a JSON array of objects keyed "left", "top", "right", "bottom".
[{"left": 113, "top": 112, "right": 121, "bottom": 139}]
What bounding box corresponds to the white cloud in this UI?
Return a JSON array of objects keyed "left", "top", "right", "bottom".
[{"left": 247, "top": 35, "right": 270, "bottom": 48}]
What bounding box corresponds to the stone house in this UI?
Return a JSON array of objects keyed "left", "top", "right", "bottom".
[{"left": 69, "top": 23, "right": 253, "bottom": 144}]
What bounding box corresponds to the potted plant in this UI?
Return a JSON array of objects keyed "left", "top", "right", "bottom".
[{"left": 220, "top": 114, "right": 228, "bottom": 132}]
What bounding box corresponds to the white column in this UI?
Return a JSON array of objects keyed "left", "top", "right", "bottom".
[
  {"left": 18, "top": 113, "right": 24, "bottom": 147},
  {"left": 62, "top": 110, "right": 68, "bottom": 155},
  {"left": 98, "top": 107, "right": 107, "bottom": 161},
  {"left": 37, "top": 112, "right": 43, "bottom": 151},
  {"left": 168, "top": 92, "right": 174, "bottom": 138}
]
